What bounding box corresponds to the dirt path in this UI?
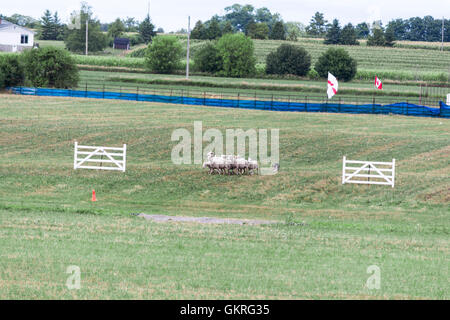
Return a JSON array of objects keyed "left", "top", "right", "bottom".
[{"left": 136, "top": 213, "right": 279, "bottom": 226}]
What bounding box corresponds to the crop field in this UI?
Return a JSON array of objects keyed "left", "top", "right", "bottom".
[
  {"left": 72, "top": 38, "right": 450, "bottom": 82},
  {"left": 0, "top": 94, "right": 448, "bottom": 299}
]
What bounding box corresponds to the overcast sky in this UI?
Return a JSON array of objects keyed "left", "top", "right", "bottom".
[{"left": 1, "top": 0, "right": 449, "bottom": 31}]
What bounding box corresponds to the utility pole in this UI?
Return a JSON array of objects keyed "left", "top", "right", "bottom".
[
  {"left": 85, "top": 18, "right": 88, "bottom": 55},
  {"left": 186, "top": 16, "right": 190, "bottom": 80}
]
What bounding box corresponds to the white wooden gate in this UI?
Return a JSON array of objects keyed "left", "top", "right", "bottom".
[
  {"left": 342, "top": 156, "right": 395, "bottom": 188},
  {"left": 74, "top": 142, "right": 127, "bottom": 172}
]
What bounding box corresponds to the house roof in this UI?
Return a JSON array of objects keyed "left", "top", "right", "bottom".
[{"left": 0, "top": 19, "right": 35, "bottom": 34}]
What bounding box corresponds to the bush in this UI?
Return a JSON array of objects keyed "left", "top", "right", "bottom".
[
  {"left": 129, "top": 34, "right": 144, "bottom": 46},
  {"left": 145, "top": 36, "right": 183, "bottom": 73},
  {"left": 307, "top": 68, "right": 320, "bottom": 80},
  {"left": 0, "top": 54, "right": 25, "bottom": 88},
  {"left": 266, "top": 44, "right": 311, "bottom": 76},
  {"left": 193, "top": 42, "right": 222, "bottom": 73},
  {"left": 314, "top": 48, "right": 357, "bottom": 82},
  {"left": 216, "top": 33, "right": 256, "bottom": 77},
  {"left": 21, "top": 47, "right": 79, "bottom": 88}
]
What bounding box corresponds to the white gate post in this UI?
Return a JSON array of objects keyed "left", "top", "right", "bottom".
[
  {"left": 342, "top": 156, "right": 346, "bottom": 184},
  {"left": 123, "top": 144, "right": 127, "bottom": 172},
  {"left": 392, "top": 158, "right": 396, "bottom": 188},
  {"left": 74, "top": 141, "right": 78, "bottom": 170}
]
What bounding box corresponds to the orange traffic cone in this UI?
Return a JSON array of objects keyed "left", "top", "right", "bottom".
[{"left": 92, "top": 190, "right": 97, "bottom": 202}]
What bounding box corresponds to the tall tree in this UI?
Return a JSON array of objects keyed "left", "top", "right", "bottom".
[
  {"left": 223, "top": 4, "right": 255, "bottom": 33},
  {"left": 340, "top": 23, "right": 359, "bottom": 45},
  {"left": 206, "top": 17, "right": 222, "bottom": 40},
  {"left": 285, "top": 22, "right": 305, "bottom": 41},
  {"left": 386, "top": 19, "right": 406, "bottom": 41},
  {"left": 52, "top": 12, "right": 63, "bottom": 40},
  {"left": 356, "top": 22, "right": 370, "bottom": 39},
  {"left": 255, "top": 7, "right": 281, "bottom": 31},
  {"left": 384, "top": 27, "right": 396, "bottom": 47},
  {"left": 139, "top": 14, "right": 156, "bottom": 44},
  {"left": 40, "top": 10, "right": 54, "bottom": 40},
  {"left": 64, "top": 2, "right": 108, "bottom": 53},
  {"left": 408, "top": 17, "right": 425, "bottom": 41},
  {"left": 221, "top": 21, "right": 233, "bottom": 35},
  {"left": 306, "top": 12, "right": 328, "bottom": 37},
  {"left": 324, "top": 19, "right": 341, "bottom": 44},
  {"left": 108, "top": 18, "right": 126, "bottom": 39},
  {"left": 190, "top": 21, "right": 207, "bottom": 40},
  {"left": 367, "top": 28, "right": 386, "bottom": 46},
  {"left": 269, "top": 21, "right": 286, "bottom": 40},
  {"left": 123, "top": 17, "right": 138, "bottom": 32}
]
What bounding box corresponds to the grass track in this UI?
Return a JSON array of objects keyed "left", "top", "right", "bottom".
[{"left": 0, "top": 94, "right": 448, "bottom": 299}]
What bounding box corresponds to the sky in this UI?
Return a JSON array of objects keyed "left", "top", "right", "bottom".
[{"left": 1, "top": 0, "right": 449, "bottom": 31}]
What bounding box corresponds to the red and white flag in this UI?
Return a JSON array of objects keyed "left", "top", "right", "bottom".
[
  {"left": 327, "top": 72, "right": 338, "bottom": 99},
  {"left": 375, "top": 76, "right": 383, "bottom": 90}
]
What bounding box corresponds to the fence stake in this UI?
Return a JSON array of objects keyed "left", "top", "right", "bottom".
[
  {"left": 85, "top": 82, "right": 87, "bottom": 97},
  {"left": 203, "top": 91, "right": 206, "bottom": 105},
  {"left": 103, "top": 84, "right": 105, "bottom": 99},
  {"left": 136, "top": 86, "right": 139, "bottom": 101},
  {"left": 305, "top": 96, "right": 308, "bottom": 112},
  {"left": 237, "top": 93, "right": 240, "bottom": 108},
  {"left": 288, "top": 95, "right": 291, "bottom": 109},
  {"left": 372, "top": 96, "right": 375, "bottom": 114},
  {"left": 271, "top": 94, "right": 274, "bottom": 110},
  {"left": 254, "top": 92, "right": 257, "bottom": 109}
]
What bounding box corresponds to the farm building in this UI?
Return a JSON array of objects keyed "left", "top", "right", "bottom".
[
  {"left": 0, "top": 18, "right": 34, "bottom": 52},
  {"left": 113, "top": 38, "right": 130, "bottom": 50}
]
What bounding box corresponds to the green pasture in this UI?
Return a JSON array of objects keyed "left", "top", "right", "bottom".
[
  {"left": 76, "top": 70, "right": 446, "bottom": 106},
  {"left": 0, "top": 94, "right": 448, "bottom": 299}
]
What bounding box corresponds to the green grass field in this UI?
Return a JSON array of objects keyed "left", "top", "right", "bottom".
[
  {"left": 76, "top": 69, "right": 448, "bottom": 106},
  {"left": 0, "top": 94, "right": 448, "bottom": 299}
]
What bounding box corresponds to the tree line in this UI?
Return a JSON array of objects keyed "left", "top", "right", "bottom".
[
  {"left": 306, "top": 12, "right": 449, "bottom": 43},
  {"left": 1, "top": 2, "right": 449, "bottom": 55}
]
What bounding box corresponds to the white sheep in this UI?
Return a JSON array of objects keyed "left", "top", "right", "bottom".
[{"left": 247, "top": 158, "right": 259, "bottom": 175}]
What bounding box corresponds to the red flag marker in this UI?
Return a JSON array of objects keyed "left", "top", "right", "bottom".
[
  {"left": 92, "top": 190, "right": 97, "bottom": 202},
  {"left": 375, "top": 76, "right": 383, "bottom": 90}
]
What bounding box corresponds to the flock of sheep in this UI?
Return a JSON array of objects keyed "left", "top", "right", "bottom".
[{"left": 203, "top": 152, "right": 259, "bottom": 175}]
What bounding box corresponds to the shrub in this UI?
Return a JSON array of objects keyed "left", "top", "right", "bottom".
[
  {"left": 216, "top": 33, "right": 256, "bottom": 77},
  {"left": 266, "top": 44, "right": 311, "bottom": 76},
  {"left": 307, "top": 68, "right": 320, "bottom": 80},
  {"left": 21, "top": 47, "right": 79, "bottom": 88},
  {"left": 193, "top": 42, "right": 222, "bottom": 73},
  {"left": 145, "top": 36, "right": 183, "bottom": 73},
  {"left": 129, "top": 34, "right": 144, "bottom": 46},
  {"left": 314, "top": 48, "right": 357, "bottom": 82},
  {"left": 0, "top": 54, "right": 25, "bottom": 88}
]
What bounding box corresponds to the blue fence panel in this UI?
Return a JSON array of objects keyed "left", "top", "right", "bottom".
[{"left": 7, "top": 87, "right": 449, "bottom": 119}]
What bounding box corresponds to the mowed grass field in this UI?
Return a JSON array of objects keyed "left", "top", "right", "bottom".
[{"left": 0, "top": 94, "right": 449, "bottom": 299}]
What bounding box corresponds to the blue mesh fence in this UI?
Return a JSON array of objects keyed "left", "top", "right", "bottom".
[{"left": 8, "top": 86, "right": 450, "bottom": 118}]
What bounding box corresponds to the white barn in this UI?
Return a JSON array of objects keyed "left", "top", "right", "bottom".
[{"left": 0, "top": 18, "right": 35, "bottom": 52}]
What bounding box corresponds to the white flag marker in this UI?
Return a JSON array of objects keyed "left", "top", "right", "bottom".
[{"left": 327, "top": 72, "right": 339, "bottom": 99}]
